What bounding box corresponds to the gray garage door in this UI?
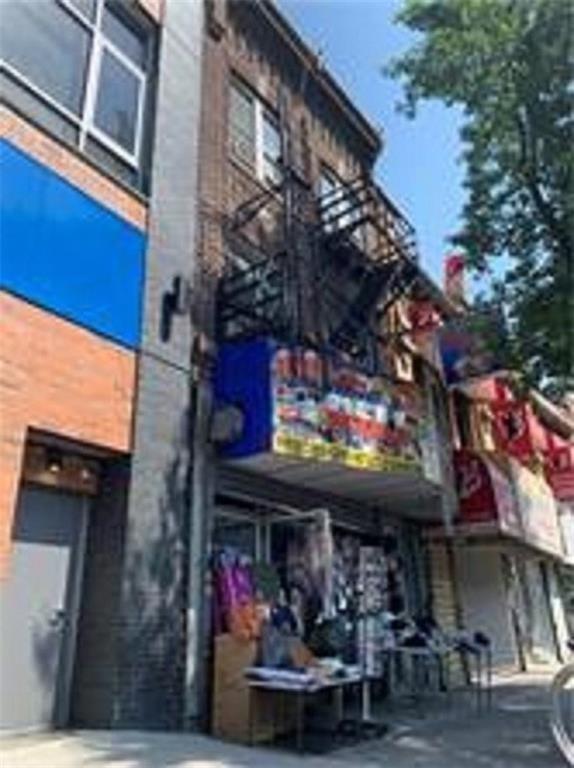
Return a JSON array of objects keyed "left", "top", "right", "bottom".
[{"left": 0, "top": 486, "right": 87, "bottom": 731}]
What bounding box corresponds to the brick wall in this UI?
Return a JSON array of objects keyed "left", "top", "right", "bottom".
[
  {"left": 70, "top": 459, "right": 130, "bottom": 727},
  {"left": 0, "top": 292, "right": 136, "bottom": 578},
  {"left": 0, "top": 106, "right": 147, "bottom": 231},
  {"left": 200, "top": 0, "right": 379, "bottom": 281}
]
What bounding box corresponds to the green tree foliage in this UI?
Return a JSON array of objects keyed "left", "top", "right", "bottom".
[{"left": 387, "top": 0, "right": 574, "bottom": 396}]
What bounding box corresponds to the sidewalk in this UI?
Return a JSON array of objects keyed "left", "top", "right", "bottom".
[{"left": 0, "top": 672, "right": 567, "bottom": 767}]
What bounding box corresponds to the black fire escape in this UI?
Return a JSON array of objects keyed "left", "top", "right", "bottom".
[{"left": 216, "top": 102, "right": 420, "bottom": 374}]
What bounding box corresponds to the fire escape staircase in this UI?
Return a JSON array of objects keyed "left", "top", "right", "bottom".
[
  {"left": 314, "top": 175, "right": 420, "bottom": 362},
  {"left": 216, "top": 169, "right": 421, "bottom": 372}
]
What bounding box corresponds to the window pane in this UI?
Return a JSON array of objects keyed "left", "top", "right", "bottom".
[
  {"left": 94, "top": 49, "right": 140, "bottom": 154},
  {"left": 262, "top": 113, "right": 280, "bottom": 160},
  {"left": 229, "top": 82, "right": 255, "bottom": 166},
  {"left": 69, "top": 0, "right": 97, "bottom": 21},
  {"left": 1, "top": 1, "right": 91, "bottom": 115},
  {"left": 262, "top": 112, "right": 281, "bottom": 183},
  {"left": 103, "top": 3, "right": 147, "bottom": 69}
]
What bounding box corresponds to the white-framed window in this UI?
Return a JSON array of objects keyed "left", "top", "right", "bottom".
[
  {"left": 229, "top": 77, "right": 282, "bottom": 185},
  {"left": 1, "top": 0, "right": 151, "bottom": 169}
]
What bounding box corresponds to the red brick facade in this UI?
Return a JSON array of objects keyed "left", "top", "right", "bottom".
[
  {"left": 0, "top": 292, "right": 136, "bottom": 578},
  {"left": 200, "top": 0, "right": 380, "bottom": 279}
]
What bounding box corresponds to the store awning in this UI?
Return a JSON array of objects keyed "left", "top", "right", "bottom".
[{"left": 223, "top": 453, "right": 444, "bottom": 521}]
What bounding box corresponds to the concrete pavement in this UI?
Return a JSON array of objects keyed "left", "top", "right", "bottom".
[{"left": 0, "top": 672, "right": 568, "bottom": 767}]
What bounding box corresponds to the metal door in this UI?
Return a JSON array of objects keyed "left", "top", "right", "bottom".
[{"left": 0, "top": 487, "right": 87, "bottom": 731}]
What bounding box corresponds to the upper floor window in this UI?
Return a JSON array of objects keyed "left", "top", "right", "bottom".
[
  {"left": 229, "top": 77, "right": 282, "bottom": 185},
  {"left": 1, "top": 0, "right": 153, "bottom": 171}
]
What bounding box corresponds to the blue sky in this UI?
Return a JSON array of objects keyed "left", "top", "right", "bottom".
[{"left": 278, "top": 0, "right": 466, "bottom": 285}]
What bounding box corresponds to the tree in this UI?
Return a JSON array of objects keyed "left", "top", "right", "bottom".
[{"left": 387, "top": 0, "right": 574, "bottom": 397}]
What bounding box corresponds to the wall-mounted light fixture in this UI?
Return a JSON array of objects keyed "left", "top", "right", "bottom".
[{"left": 45, "top": 448, "right": 63, "bottom": 474}]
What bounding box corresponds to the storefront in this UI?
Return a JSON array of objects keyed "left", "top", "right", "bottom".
[
  {"left": 209, "top": 340, "right": 450, "bottom": 745},
  {"left": 447, "top": 450, "right": 570, "bottom": 671}
]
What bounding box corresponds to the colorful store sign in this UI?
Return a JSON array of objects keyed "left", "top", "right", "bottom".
[
  {"left": 272, "top": 347, "right": 423, "bottom": 472},
  {"left": 214, "top": 339, "right": 423, "bottom": 473}
]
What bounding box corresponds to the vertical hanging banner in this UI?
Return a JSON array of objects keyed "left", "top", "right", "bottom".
[
  {"left": 544, "top": 434, "right": 574, "bottom": 500},
  {"left": 444, "top": 253, "right": 465, "bottom": 305},
  {"left": 454, "top": 450, "right": 520, "bottom": 535},
  {"left": 509, "top": 460, "right": 563, "bottom": 557},
  {"left": 408, "top": 300, "right": 444, "bottom": 374},
  {"left": 491, "top": 401, "right": 534, "bottom": 463}
]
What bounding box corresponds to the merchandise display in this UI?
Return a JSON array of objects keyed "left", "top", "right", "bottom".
[{"left": 210, "top": 504, "right": 449, "bottom": 750}]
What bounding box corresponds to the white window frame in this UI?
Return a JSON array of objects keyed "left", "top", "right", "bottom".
[
  {"left": 229, "top": 78, "right": 257, "bottom": 169},
  {"left": 259, "top": 108, "right": 282, "bottom": 185},
  {"left": 230, "top": 76, "right": 282, "bottom": 186},
  {"left": 1, "top": 0, "right": 148, "bottom": 170},
  {"left": 85, "top": 37, "right": 147, "bottom": 166}
]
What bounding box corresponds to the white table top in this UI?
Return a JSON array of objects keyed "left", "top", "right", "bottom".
[{"left": 246, "top": 673, "right": 363, "bottom": 693}]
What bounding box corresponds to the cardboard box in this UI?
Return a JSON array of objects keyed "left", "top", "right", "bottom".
[{"left": 211, "top": 633, "right": 297, "bottom": 744}]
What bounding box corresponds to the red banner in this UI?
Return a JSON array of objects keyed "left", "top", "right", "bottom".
[
  {"left": 455, "top": 451, "right": 497, "bottom": 523},
  {"left": 491, "top": 401, "right": 533, "bottom": 462},
  {"left": 455, "top": 450, "right": 521, "bottom": 534},
  {"left": 544, "top": 434, "right": 574, "bottom": 500}
]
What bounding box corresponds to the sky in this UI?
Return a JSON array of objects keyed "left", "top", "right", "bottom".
[{"left": 278, "top": 0, "right": 466, "bottom": 286}]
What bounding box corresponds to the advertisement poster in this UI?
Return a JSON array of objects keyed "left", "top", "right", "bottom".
[
  {"left": 455, "top": 450, "right": 520, "bottom": 535},
  {"left": 509, "top": 460, "right": 563, "bottom": 557},
  {"left": 271, "top": 347, "right": 423, "bottom": 473}
]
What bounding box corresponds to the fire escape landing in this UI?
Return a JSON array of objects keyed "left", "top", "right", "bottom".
[{"left": 217, "top": 149, "right": 421, "bottom": 373}]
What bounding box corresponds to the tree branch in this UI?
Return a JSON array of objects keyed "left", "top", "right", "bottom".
[{"left": 515, "top": 107, "right": 571, "bottom": 258}]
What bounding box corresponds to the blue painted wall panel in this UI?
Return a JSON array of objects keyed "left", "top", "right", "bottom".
[
  {"left": 214, "top": 339, "right": 273, "bottom": 458},
  {"left": 0, "top": 140, "right": 145, "bottom": 348}
]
